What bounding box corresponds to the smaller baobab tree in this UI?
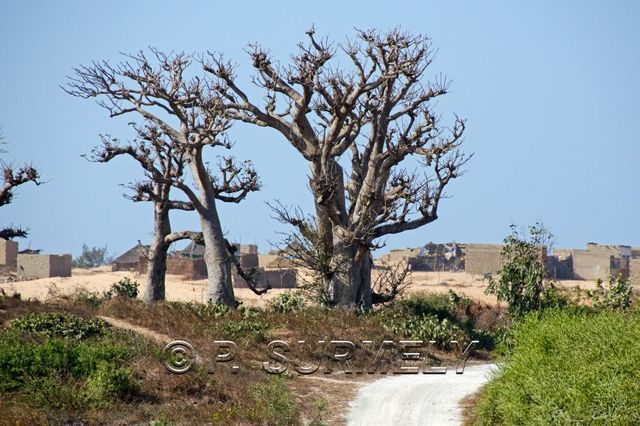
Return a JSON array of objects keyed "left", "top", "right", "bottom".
[
  {"left": 209, "top": 28, "right": 470, "bottom": 309},
  {"left": 0, "top": 131, "right": 41, "bottom": 240},
  {"left": 65, "top": 49, "right": 260, "bottom": 306},
  {"left": 86, "top": 122, "right": 203, "bottom": 302}
]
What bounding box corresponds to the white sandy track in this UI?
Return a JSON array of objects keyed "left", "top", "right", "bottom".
[{"left": 347, "top": 363, "right": 497, "bottom": 426}]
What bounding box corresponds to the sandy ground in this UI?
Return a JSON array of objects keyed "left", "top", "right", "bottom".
[
  {"left": 0, "top": 268, "right": 599, "bottom": 307},
  {"left": 347, "top": 363, "right": 498, "bottom": 426}
]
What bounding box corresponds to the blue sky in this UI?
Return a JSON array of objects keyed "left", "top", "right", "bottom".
[{"left": 1, "top": 1, "right": 639, "bottom": 257}]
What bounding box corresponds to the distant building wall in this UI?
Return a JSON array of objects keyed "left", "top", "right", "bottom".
[
  {"left": 232, "top": 267, "right": 297, "bottom": 289},
  {"left": 112, "top": 261, "right": 139, "bottom": 272},
  {"left": 239, "top": 253, "right": 259, "bottom": 269},
  {"left": 464, "top": 244, "right": 503, "bottom": 275},
  {"left": 17, "top": 254, "right": 72, "bottom": 280},
  {"left": 238, "top": 244, "right": 258, "bottom": 255},
  {"left": 571, "top": 251, "right": 612, "bottom": 280},
  {"left": 0, "top": 239, "right": 18, "bottom": 266},
  {"left": 139, "top": 256, "right": 207, "bottom": 280},
  {"left": 629, "top": 258, "right": 640, "bottom": 287}
]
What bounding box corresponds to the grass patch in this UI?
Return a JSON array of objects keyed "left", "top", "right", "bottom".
[{"left": 471, "top": 308, "right": 640, "bottom": 425}]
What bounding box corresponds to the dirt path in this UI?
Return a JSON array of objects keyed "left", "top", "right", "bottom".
[
  {"left": 97, "top": 315, "right": 172, "bottom": 345},
  {"left": 347, "top": 363, "right": 497, "bottom": 425}
]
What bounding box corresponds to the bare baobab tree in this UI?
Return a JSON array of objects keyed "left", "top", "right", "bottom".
[
  {"left": 208, "top": 28, "right": 469, "bottom": 309},
  {"left": 0, "top": 131, "right": 41, "bottom": 240},
  {"left": 65, "top": 50, "right": 260, "bottom": 306},
  {"left": 86, "top": 123, "right": 201, "bottom": 302}
]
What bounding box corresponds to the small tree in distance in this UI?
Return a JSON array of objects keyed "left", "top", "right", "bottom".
[
  {"left": 73, "top": 244, "right": 114, "bottom": 269},
  {"left": 485, "top": 223, "right": 564, "bottom": 318}
]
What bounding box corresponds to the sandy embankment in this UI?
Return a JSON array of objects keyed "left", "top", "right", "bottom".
[{"left": 0, "top": 268, "right": 598, "bottom": 307}]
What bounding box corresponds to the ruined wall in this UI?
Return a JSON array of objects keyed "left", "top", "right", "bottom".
[
  {"left": 629, "top": 258, "right": 640, "bottom": 287},
  {"left": 463, "top": 244, "right": 503, "bottom": 275},
  {"left": 239, "top": 253, "right": 259, "bottom": 269},
  {"left": 0, "top": 239, "right": 18, "bottom": 266},
  {"left": 571, "top": 251, "right": 612, "bottom": 280},
  {"left": 17, "top": 254, "right": 72, "bottom": 280},
  {"left": 238, "top": 244, "right": 258, "bottom": 254},
  {"left": 378, "top": 248, "right": 422, "bottom": 265},
  {"left": 139, "top": 256, "right": 207, "bottom": 280}
]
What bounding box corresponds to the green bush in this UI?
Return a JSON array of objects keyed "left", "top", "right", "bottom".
[
  {"left": 84, "top": 361, "right": 139, "bottom": 406},
  {"left": 11, "top": 312, "right": 109, "bottom": 340},
  {"left": 381, "top": 293, "right": 466, "bottom": 346},
  {"left": 106, "top": 277, "right": 139, "bottom": 299},
  {"left": 386, "top": 313, "right": 463, "bottom": 346},
  {"left": 472, "top": 309, "right": 640, "bottom": 425},
  {"left": 268, "top": 290, "right": 307, "bottom": 313},
  {"left": 588, "top": 274, "right": 632, "bottom": 310},
  {"left": 246, "top": 376, "right": 299, "bottom": 425},
  {"left": 485, "top": 223, "right": 564, "bottom": 318},
  {"left": 0, "top": 329, "right": 137, "bottom": 409}
]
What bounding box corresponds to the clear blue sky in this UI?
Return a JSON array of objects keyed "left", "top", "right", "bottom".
[{"left": 1, "top": 1, "right": 639, "bottom": 257}]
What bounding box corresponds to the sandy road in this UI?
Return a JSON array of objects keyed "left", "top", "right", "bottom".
[{"left": 347, "top": 363, "right": 497, "bottom": 426}]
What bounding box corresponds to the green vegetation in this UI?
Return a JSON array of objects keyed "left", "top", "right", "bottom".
[
  {"left": 1, "top": 312, "right": 138, "bottom": 411},
  {"left": 83, "top": 277, "right": 140, "bottom": 307},
  {"left": 72, "top": 243, "right": 113, "bottom": 268},
  {"left": 381, "top": 291, "right": 503, "bottom": 348},
  {"left": 588, "top": 273, "right": 633, "bottom": 311},
  {"left": 268, "top": 290, "right": 307, "bottom": 313},
  {"left": 485, "top": 223, "right": 567, "bottom": 318},
  {"left": 471, "top": 308, "right": 640, "bottom": 425},
  {"left": 11, "top": 311, "right": 108, "bottom": 340},
  {"left": 0, "top": 288, "right": 506, "bottom": 424},
  {"left": 105, "top": 276, "right": 140, "bottom": 299}
]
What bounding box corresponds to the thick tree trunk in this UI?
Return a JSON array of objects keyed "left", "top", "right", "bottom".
[
  {"left": 187, "top": 152, "right": 236, "bottom": 306},
  {"left": 327, "top": 243, "right": 373, "bottom": 309},
  {"left": 200, "top": 205, "right": 236, "bottom": 305},
  {"left": 142, "top": 205, "right": 171, "bottom": 303}
]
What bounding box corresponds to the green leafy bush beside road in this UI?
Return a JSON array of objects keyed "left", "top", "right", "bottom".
[
  {"left": 1, "top": 312, "right": 138, "bottom": 410},
  {"left": 471, "top": 308, "right": 640, "bottom": 425}
]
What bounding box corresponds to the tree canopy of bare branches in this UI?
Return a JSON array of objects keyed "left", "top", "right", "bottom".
[
  {"left": 65, "top": 49, "right": 260, "bottom": 306},
  {"left": 0, "top": 132, "right": 42, "bottom": 240},
  {"left": 208, "top": 28, "right": 470, "bottom": 309}
]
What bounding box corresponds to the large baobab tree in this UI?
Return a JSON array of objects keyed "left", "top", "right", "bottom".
[
  {"left": 66, "top": 50, "right": 259, "bottom": 306},
  {"left": 0, "top": 132, "right": 41, "bottom": 239},
  {"left": 209, "top": 28, "right": 469, "bottom": 309}
]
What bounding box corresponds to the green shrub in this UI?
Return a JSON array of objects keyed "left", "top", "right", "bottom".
[
  {"left": 472, "top": 309, "right": 640, "bottom": 424},
  {"left": 268, "top": 290, "right": 307, "bottom": 313},
  {"left": 486, "top": 223, "right": 563, "bottom": 318},
  {"left": 386, "top": 313, "right": 463, "bottom": 346},
  {"left": 0, "top": 328, "right": 136, "bottom": 409},
  {"left": 106, "top": 277, "right": 139, "bottom": 299},
  {"left": 246, "top": 376, "right": 299, "bottom": 425},
  {"left": 84, "top": 361, "right": 139, "bottom": 406},
  {"left": 588, "top": 274, "right": 632, "bottom": 310},
  {"left": 11, "top": 312, "right": 108, "bottom": 340}
]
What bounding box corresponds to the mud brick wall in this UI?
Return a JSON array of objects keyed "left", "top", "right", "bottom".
[
  {"left": 463, "top": 244, "right": 504, "bottom": 275},
  {"left": 238, "top": 244, "right": 258, "bottom": 254},
  {"left": 629, "top": 258, "right": 640, "bottom": 286},
  {"left": 17, "top": 254, "right": 72, "bottom": 280},
  {"left": 0, "top": 239, "right": 18, "bottom": 266},
  {"left": 571, "top": 251, "right": 612, "bottom": 280},
  {"left": 139, "top": 256, "right": 207, "bottom": 280},
  {"left": 239, "top": 253, "right": 259, "bottom": 269}
]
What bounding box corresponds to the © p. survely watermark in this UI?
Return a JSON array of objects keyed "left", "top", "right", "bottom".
[{"left": 162, "top": 339, "right": 479, "bottom": 375}]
